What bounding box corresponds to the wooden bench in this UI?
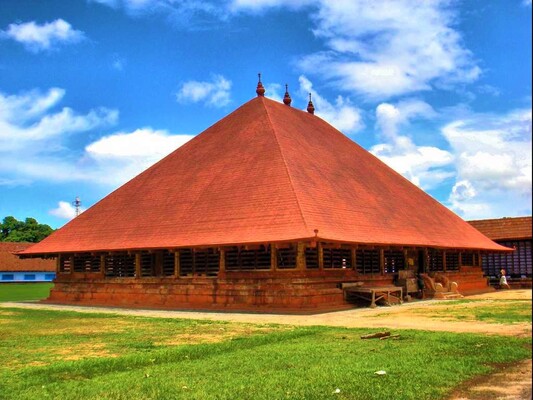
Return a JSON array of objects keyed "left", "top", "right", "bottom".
[{"left": 343, "top": 285, "right": 403, "bottom": 308}]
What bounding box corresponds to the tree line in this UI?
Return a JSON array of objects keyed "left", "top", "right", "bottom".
[{"left": 0, "top": 216, "right": 54, "bottom": 243}]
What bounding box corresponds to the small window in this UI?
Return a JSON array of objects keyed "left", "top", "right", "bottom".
[
  {"left": 44, "top": 274, "right": 55, "bottom": 281},
  {"left": 24, "top": 274, "right": 36, "bottom": 281},
  {"left": 1, "top": 274, "right": 14, "bottom": 281}
]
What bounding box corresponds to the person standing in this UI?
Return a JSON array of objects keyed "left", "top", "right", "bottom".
[{"left": 499, "top": 269, "right": 511, "bottom": 290}]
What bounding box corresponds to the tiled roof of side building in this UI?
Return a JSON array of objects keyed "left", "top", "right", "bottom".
[
  {"left": 0, "top": 242, "right": 56, "bottom": 272},
  {"left": 21, "top": 96, "right": 508, "bottom": 255},
  {"left": 468, "top": 216, "right": 532, "bottom": 241}
]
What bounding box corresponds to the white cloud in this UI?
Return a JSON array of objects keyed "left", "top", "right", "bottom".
[
  {"left": 0, "top": 87, "right": 117, "bottom": 184},
  {"left": 268, "top": 0, "right": 480, "bottom": 99},
  {"left": 298, "top": 75, "right": 363, "bottom": 133},
  {"left": 264, "top": 83, "right": 283, "bottom": 102},
  {"left": 3, "top": 19, "right": 84, "bottom": 52},
  {"left": 0, "top": 88, "right": 118, "bottom": 151},
  {"left": 443, "top": 109, "right": 532, "bottom": 218},
  {"left": 370, "top": 99, "right": 452, "bottom": 189},
  {"left": 176, "top": 75, "right": 232, "bottom": 107},
  {"left": 0, "top": 87, "right": 195, "bottom": 188},
  {"left": 49, "top": 201, "right": 85, "bottom": 220},
  {"left": 84, "top": 128, "right": 194, "bottom": 184},
  {"left": 375, "top": 99, "right": 436, "bottom": 141},
  {"left": 90, "top": 0, "right": 224, "bottom": 25}
]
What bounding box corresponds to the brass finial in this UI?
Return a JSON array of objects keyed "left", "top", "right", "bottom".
[
  {"left": 307, "top": 93, "right": 315, "bottom": 114},
  {"left": 256, "top": 73, "right": 265, "bottom": 97},
  {"left": 283, "top": 83, "right": 292, "bottom": 106}
]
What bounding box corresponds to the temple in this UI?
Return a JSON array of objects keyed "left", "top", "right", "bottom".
[{"left": 19, "top": 78, "right": 510, "bottom": 312}]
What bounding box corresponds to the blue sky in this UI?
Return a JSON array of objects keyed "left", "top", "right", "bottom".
[{"left": 0, "top": 0, "right": 531, "bottom": 229}]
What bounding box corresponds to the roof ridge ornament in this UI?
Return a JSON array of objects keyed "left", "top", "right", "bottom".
[
  {"left": 307, "top": 93, "right": 315, "bottom": 114},
  {"left": 256, "top": 73, "right": 266, "bottom": 97},
  {"left": 283, "top": 84, "right": 292, "bottom": 106}
]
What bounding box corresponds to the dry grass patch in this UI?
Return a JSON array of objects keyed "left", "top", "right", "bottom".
[{"left": 156, "top": 324, "right": 286, "bottom": 346}]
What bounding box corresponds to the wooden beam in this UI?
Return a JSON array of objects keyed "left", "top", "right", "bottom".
[{"left": 318, "top": 242, "right": 324, "bottom": 270}]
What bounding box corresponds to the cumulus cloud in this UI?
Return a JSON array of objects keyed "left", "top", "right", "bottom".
[
  {"left": 0, "top": 87, "right": 116, "bottom": 185},
  {"left": 0, "top": 87, "right": 195, "bottom": 188},
  {"left": 375, "top": 99, "right": 436, "bottom": 141},
  {"left": 0, "top": 88, "right": 118, "bottom": 151},
  {"left": 49, "top": 201, "right": 85, "bottom": 220},
  {"left": 231, "top": 0, "right": 480, "bottom": 99},
  {"left": 2, "top": 19, "right": 84, "bottom": 52},
  {"left": 298, "top": 75, "right": 363, "bottom": 133},
  {"left": 443, "top": 109, "right": 532, "bottom": 218},
  {"left": 84, "top": 128, "right": 194, "bottom": 184},
  {"left": 371, "top": 99, "right": 452, "bottom": 189},
  {"left": 176, "top": 75, "right": 232, "bottom": 107}
]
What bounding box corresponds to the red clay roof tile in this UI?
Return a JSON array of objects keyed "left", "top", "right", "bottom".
[
  {"left": 468, "top": 216, "right": 532, "bottom": 241},
  {"left": 21, "top": 96, "right": 507, "bottom": 255},
  {"left": 0, "top": 242, "right": 56, "bottom": 271}
]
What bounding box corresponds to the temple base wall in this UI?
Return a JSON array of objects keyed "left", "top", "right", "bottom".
[{"left": 44, "top": 267, "right": 492, "bottom": 313}]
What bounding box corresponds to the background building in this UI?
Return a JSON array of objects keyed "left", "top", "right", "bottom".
[
  {"left": 0, "top": 242, "right": 56, "bottom": 282},
  {"left": 469, "top": 216, "right": 532, "bottom": 286}
]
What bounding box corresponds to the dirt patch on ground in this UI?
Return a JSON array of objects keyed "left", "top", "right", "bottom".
[
  {"left": 156, "top": 325, "right": 286, "bottom": 346},
  {"left": 448, "top": 359, "right": 532, "bottom": 400}
]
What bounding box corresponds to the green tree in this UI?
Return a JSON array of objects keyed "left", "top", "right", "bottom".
[{"left": 0, "top": 216, "right": 54, "bottom": 243}]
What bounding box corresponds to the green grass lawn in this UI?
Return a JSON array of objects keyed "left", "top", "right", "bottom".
[
  {"left": 0, "top": 283, "right": 54, "bottom": 302},
  {"left": 0, "top": 307, "right": 531, "bottom": 400}
]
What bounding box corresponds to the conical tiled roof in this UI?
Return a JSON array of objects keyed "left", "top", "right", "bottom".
[{"left": 21, "top": 96, "right": 508, "bottom": 255}]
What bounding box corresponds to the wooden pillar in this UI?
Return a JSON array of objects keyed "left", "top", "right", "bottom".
[
  {"left": 271, "top": 245, "right": 278, "bottom": 270},
  {"left": 135, "top": 253, "right": 141, "bottom": 279},
  {"left": 443, "top": 251, "right": 447, "bottom": 272},
  {"left": 380, "top": 249, "right": 385, "bottom": 275},
  {"left": 154, "top": 252, "right": 163, "bottom": 276},
  {"left": 56, "top": 256, "right": 61, "bottom": 275},
  {"left": 296, "top": 242, "right": 306, "bottom": 270},
  {"left": 100, "top": 255, "right": 106, "bottom": 276},
  {"left": 458, "top": 252, "right": 463, "bottom": 269},
  {"left": 351, "top": 248, "right": 357, "bottom": 272},
  {"left": 219, "top": 249, "right": 225, "bottom": 274},
  {"left": 318, "top": 243, "right": 324, "bottom": 270},
  {"left": 174, "top": 250, "right": 180, "bottom": 278}
]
